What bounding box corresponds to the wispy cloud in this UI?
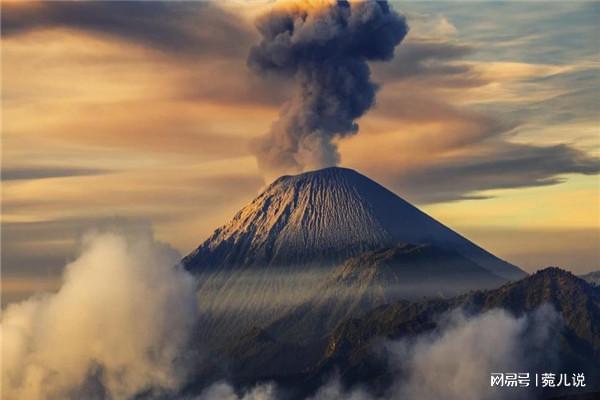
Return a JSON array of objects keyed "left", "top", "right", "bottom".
[
  {"left": 2, "top": 166, "right": 109, "bottom": 181},
  {"left": 1, "top": 1, "right": 254, "bottom": 59}
]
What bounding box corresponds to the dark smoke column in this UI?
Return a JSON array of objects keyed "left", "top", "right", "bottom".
[{"left": 248, "top": 0, "right": 408, "bottom": 180}]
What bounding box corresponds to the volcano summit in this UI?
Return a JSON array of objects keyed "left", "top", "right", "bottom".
[{"left": 184, "top": 167, "right": 525, "bottom": 281}]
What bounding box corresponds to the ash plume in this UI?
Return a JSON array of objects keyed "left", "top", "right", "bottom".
[{"left": 248, "top": 0, "right": 408, "bottom": 180}]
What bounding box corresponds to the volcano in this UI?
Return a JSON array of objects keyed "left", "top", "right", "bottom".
[
  {"left": 184, "top": 167, "right": 525, "bottom": 280},
  {"left": 182, "top": 168, "right": 526, "bottom": 346}
]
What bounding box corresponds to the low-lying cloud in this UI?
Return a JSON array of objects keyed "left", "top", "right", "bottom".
[
  {"left": 0, "top": 223, "right": 562, "bottom": 400},
  {"left": 193, "top": 306, "right": 561, "bottom": 400},
  {"left": 193, "top": 382, "right": 278, "bottom": 400},
  {"left": 1, "top": 229, "right": 198, "bottom": 400},
  {"left": 387, "top": 306, "right": 560, "bottom": 400}
]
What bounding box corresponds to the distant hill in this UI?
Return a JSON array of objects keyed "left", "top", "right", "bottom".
[
  {"left": 215, "top": 267, "right": 599, "bottom": 399},
  {"left": 262, "top": 243, "right": 505, "bottom": 345}
]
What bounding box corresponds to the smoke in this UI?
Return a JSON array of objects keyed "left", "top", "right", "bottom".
[
  {"left": 192, "top": 378, "right": 370, "bottom": 400},
  {"left": 248, "top": 0, "right": 408, "bottom": 180},
  {"left": 0, "top": 227, "right": 561, "bottom": 400},
  {"left": 1, "top": 229, "right": 198, "bottom": 400},
  {"left": 387, "top": 306, "right": 561, "bottom": 400},
  {"left": 193, "top": 306, "right": 560, "bottom": 400},
  {"left": 307, "top": 378, "right": 374, "bottom": 400},
  {"left": 192, "top": 381, "right": 277, "bottom": 400}
]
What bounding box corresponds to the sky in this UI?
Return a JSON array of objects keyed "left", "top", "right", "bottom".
[{"left": 2, "top": 0, "right": 599, "bottom": 304}]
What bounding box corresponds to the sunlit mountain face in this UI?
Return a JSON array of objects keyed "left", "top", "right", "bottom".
[{"left": 185, "top": 167, "right": 525, "bottom": 280}]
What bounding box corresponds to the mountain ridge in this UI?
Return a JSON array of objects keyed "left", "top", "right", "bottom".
[
  {"left": 261, "top": 243, "right": 506, "bottom": 345},
  {"left": 317, "top": 267, "right": 600, "bottom": 387},
  {"left": 217, "top": 267, "right": 599, "bottom": 398}
]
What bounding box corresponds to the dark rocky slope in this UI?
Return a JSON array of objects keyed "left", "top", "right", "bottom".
[{"left": 219, "top": 268, "right": 599, "bottom": 398}]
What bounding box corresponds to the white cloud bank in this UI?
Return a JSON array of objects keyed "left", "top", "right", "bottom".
[
  {"left": 388, "top": 306, "right": 559, "bottom": 400},
  {"left": 1, "top": 228, "right": 560, "bottom": 400},
  {"left": 1, "top": 230, "right": 198, "bottom": 400}
]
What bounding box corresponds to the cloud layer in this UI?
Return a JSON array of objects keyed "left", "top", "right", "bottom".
[
  {"left": 1, "top": 229, "right": 198, "bottom": 400},
  {"left": 1, "top": 1, "right": 252, "bottom": 59},
  {"left": 193, "top": 306, "right": 561, "bottom": 400},
  {"left": 388, "top": 306, "right": 560, "bottom": 400},
  {"left": 0, "top": 223, "right": 563, "bottom": 400}
]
